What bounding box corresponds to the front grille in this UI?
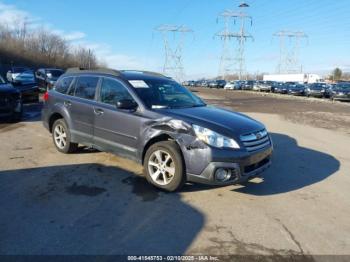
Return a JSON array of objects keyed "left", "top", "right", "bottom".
[{"left": 240, "top": 129, "right": 271, "bottom": 152}]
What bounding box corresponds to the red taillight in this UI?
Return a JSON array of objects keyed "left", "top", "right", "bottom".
[{"left": 43, "top": 91, "right": 49, "bottom": 102}]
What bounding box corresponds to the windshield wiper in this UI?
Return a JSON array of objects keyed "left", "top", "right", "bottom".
[{"left": 190, "top": 104, "right": 206, "bottom": 108}]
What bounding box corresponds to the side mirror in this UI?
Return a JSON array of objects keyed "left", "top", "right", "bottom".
[{"left": 116, "top": 99, "right": 138, "bottom": 110}]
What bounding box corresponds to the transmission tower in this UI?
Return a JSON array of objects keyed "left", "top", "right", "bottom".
[
  {"left": 274, "top": 30, "right": 308, "bottom": 74},
  {"left": 216, "top": 1, "right": 253, "bottom": 80},
  {"left": 155, "top": 25, "right": 193, "bottom": 82}
]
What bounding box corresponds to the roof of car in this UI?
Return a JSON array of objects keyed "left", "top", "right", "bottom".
[
  {"left": 43, "top": 68, "right": 64, "bottom": 71},
  {"left": 64, "top": 67, "right": 170, "bottom": 81}
]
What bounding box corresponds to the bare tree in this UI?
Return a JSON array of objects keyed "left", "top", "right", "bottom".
[{"left": 0, "top": 22, "right": 101, "bottom": 70}]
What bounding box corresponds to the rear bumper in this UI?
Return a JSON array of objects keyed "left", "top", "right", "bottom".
[{"left": 186, "top": 146, "right": 273, "bottom": 186}]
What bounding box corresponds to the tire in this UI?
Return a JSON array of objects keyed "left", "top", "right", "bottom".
[
  {"left": 11, "top": 103, "right": 23, "bottom": 122},
  {"left": 52, "top": 119, "right": 78, "bottom": 154},
  {"left": 143, "top": 141, "right": 185, "bottom": 192}
]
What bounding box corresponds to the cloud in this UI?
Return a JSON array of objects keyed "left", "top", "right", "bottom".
[
  {"left": 0, "top": 2, "right": 38, "bottom": 27},
  {"left": 52, "top": 30, "right": 87, "bottom": 41},
  {"left": 72, "top": 41, "right": 148, "bottom": 69},
  {"left": 0, "top": 1, "right": 146, "bottom": 70}
]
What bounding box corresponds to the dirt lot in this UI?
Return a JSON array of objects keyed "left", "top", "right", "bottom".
[
  {"left": 192, "top": 88, "right": 350, "bottom": 134},
  {"left": 0, "top": 91, "right": 350, "bottom": 257}
]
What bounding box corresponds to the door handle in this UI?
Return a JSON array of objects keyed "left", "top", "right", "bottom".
[
  {"left": 94, "top": 108, "right": 104, "bottom": 115},
  {"left": 63, "top": 101, "right": 72, "bottom": 107}
]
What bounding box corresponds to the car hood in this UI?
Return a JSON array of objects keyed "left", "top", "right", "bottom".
[
  {"left": 0, "top": 84, "right": 18, "bottom": 94},
  {"left": 160, "top": 106, "right": 265, "bottom": 137}
]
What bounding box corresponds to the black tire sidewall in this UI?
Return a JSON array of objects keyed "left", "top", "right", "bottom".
[{"left": 144, "top": 141, "right": 185, "bottom": 192}]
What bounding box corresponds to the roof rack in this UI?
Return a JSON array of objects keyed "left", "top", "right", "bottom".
[
  {"left": 65, "top": 67, "right": 121, "bottom": 76},
  {"left": 120, "top": 70, "right": 167, "bottom": 78}
]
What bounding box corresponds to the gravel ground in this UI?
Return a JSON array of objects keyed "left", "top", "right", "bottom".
[{"left": 0, "top": 92, "right": 349, "bottom": 258}]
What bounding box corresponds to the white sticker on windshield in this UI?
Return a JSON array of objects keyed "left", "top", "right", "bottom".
[{"left": 129, "top": 80, "right": 149, "bottom": 88}]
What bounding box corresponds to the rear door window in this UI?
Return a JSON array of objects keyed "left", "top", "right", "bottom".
[
  {"left": 55, "top": 77, "right": 74, "bottom": 94},
  {"left": 74, "top": 76, "right": 99, "bottom": 100},
  {"left": 99, "top": 77, "right": 134, "bottom": 105}
]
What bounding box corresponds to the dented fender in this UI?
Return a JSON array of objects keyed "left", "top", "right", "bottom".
[{"left": 138, "top": 117, "right": 211, "bottom": 175}]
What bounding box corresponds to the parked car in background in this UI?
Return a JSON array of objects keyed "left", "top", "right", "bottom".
[
  {"left": 288, "top": 84, "right": 307, "bottom": 96},
  {"left": 36, "top": 68, "right": 64, "bottom": 92},
  {"left": 200, "top": 80, "right": 210, "bottom": 88},
  {"left": 216, "top": 80, "right": 227, "bottom": 89},
  {"left": 182, "top": 81, "right": 189, "bottom": 86},
  {"left": 271, "top": 82, "right": 282, "bottom": 93},
  {"left": 224, "top": 81, "right": 242, "bottom": 90},
  {"left": 305, "top": 83, "right": 328, "bottom": 98},
  {"left": 273, "top": 82, "right": 289, "bottom": 94},
  {"left": 252, "top": 81, "right": 262, "bottom": 91},
  {"left": 259, "top": 81, "right": 273, "bottom": 92},
  {"left": 42, "top": 68, "right": 273, "bottom": 191},
  {"left": 241, "top": 80, "right": 255, "bottom": 90},
  {"left": 194, "top": 80, "right": 202, "bottom": 87},
  {"left": 6, "top": 66, "right": 31, "bottom": 82},
  {"left": 330, "top": 82, "right": 350, "bottom": 102},
  {"left": 209, "top": 80, "right": 226, "bottom": 89},
  {"left": 188, "top": 81, "right": 196, "bottom": 87},
  {"left": 12, "top": 70, "right": 39, "bottom": 103},
  {"left": 0, "top": 75, "right": 23, "bottom": 121},
  {"left": 208, "top": 80, "right": 217, "bottom": 88}
]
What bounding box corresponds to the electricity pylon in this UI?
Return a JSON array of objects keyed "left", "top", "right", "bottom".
[
  {"left": 274, "top": 30, "right": 308, "bottom": 74},
  {"left": 216, "top": 1, "right": 253, "bottom": 80},
  {"left": 155, "top": 24, "right": 193, "bottom": 82}
]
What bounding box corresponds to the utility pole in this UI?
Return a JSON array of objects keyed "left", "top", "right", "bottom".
[
  {"left": 216, "top": 1, "right": 253, "bottom": 81},
  {"left": 274, "top": 30, "right": 308, "bottom": 74},
  {"left": 155, "top": 25, "right": 193, "bottom": 82}
]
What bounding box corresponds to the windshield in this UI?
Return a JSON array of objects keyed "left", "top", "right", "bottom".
[
  {"left": 46, "top": 70, "right": 64, "bottom": 79},
  {"left": 15, "top": 71, "right": 36, "bottom": 83},
  {"left": 12, "top": 67, "right": 29, "bottom": 74},
  {"left": 336, "top": 83, "right": 350, "bottom": 89},
  {"left": 310, "top": 84, "right": 327, "bottom": 90},
  {"left": 132, "top": 79, "right": 206, "bottom": 109}
]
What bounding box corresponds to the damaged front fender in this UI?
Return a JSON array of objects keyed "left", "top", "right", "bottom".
[{"left": 139, "top": 118, "right": 211, "bottom": 175}]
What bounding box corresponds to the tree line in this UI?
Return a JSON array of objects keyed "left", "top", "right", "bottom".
[{"left": 0, "top": 20, "right": 102, "bottom": 73}]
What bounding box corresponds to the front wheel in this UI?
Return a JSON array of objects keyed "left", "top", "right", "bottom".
[
  {"left": 11, "top": 103, "right": 23, "bottom": 122},
  {"left": 144, "top": 141, "right": 185, "bottom": 192},
  {"left": 52, "top": 119, "right": 78, "bottom": 153}
]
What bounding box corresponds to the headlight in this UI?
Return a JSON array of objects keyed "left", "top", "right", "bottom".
[{"left": 192, "top": 125, "right": 240, "bottom": 149}]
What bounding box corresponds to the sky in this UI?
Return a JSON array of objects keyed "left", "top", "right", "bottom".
[{"left": 0, "top": 0, "right": 349, "bottom": 79}]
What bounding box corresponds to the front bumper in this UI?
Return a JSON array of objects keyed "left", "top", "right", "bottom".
[
  {"left": 308, "top": 91, "right": 324, "bottom": 97},
  {"left": 333, "top": 95, "right": 350, "bottom": 101},
  {"left": 186, "top": 146, "right": 273, "bottom": 186}
]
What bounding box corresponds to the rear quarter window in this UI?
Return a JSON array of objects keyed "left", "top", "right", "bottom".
[{"left": 55, "top": 77, "right": 74, "bottom": 94}]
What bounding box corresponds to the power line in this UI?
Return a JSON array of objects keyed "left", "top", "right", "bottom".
[
  {"left": 273, "top": 30, "right": 308, "bottom": 73},
  {"left": 215, "top": 1, "right": 253, "bottom": 80},
  {"left": 155, "top": 24, "right": 193, "bottom": 82}
]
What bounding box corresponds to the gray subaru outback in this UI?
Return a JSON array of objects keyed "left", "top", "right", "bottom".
[{"left": 42, "top": 68, "right": 273, "bottom": 191}]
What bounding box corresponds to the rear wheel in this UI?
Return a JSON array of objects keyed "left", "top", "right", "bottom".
[
  {"left": 52, "top": 119, "right": 78, "bottom": 153},
  {"left": 144, "top": 141, "right": 185, "bottom": 192}
]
